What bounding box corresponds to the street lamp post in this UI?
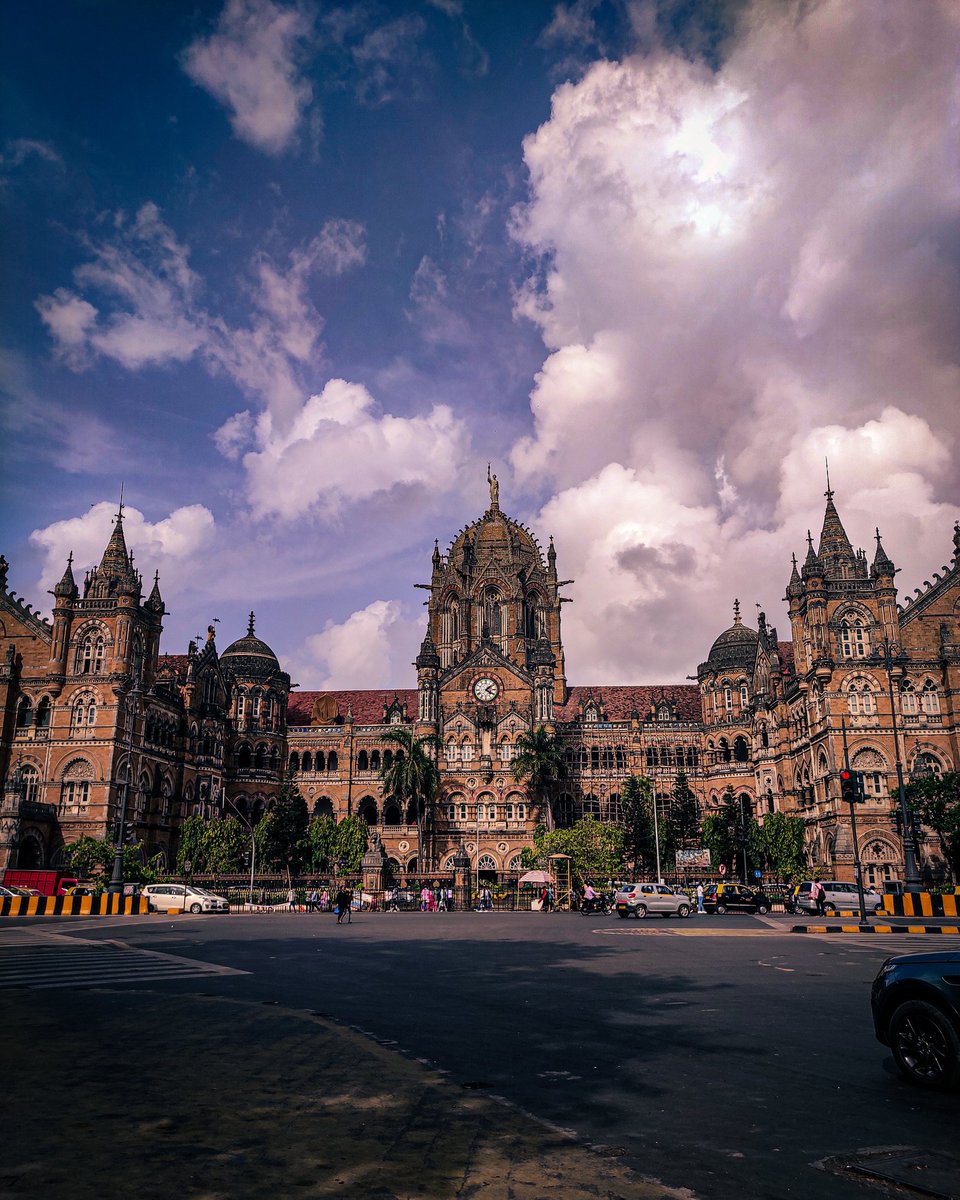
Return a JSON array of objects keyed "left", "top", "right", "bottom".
[
  {"left": 107, "top": 675, "right": 140, "bottom": 895},
  {"left": 739, "top": 794, "right": 750, "bottom": 885},
  {"left": 870, "top": 637, "right": 921, "bottom": 889}
]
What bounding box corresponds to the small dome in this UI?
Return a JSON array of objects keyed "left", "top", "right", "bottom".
[
  {"left": 706, "top": 601, "right": 758, "bottom": 671},
  {"left": 220, "top": 612, "right": 281, "bottom": 679}
]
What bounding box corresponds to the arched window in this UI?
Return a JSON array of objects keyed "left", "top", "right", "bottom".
[
  {"left": 315, "top": 751, "right": 326, "bottom": 772},
  {"left": 578, "top": 747, "right": 588, "bottom": 770},
  {"left": 581, "top": 793, "right": 600, "bottom": 819},
  {"left": 733, "top": 736, "right": 749, "bottom": 763},
  {"left": 383, "top": 749, "right": 393, "bottom": 769},
  {"left": 16, "top": 697, "right": 32, "bottom": 728},
  {"left": 839, "top": 616, "right": 869, "bottom": 659},
  {"left": 359, "top": 799, "right": 378, "bottom": 826},
  {"left": 370, "top": 749, "right": 381, "bottom": 771},
  {"left": 61, "top": 760, "right": 93, "bottom": 814},
  {"left": 288, "top": 751, "right": 300, "bottom": 773},
  {"left": 590, "top": 746, "right": 600, "bottom": 771},
  {"left": 327, "top": 750, "right": 338, "bottom": 771},
  {"left": 900, "top": 681, "right": 918, "bottom": 714},
  {"left": 78, "top": 633, "right": 105, "bottom": 675},
  {"left": 460, "top": 739, "right": 473, "bottom": 763},
  {"left": 482, "top": 588, "right": 502, "bottom": 637},
  {"left": 847, "top": 679, "right": 876, "bottom": 716},
  {"left": 615, "top": 746, "right": 626, "bottom": 770},
  {"left": 357, "top": 749, "right": 369, "bottom": 772},
  {"left": 719, "top": 738, "right": 731, "bottom": 763},
  {"left": 921, "top": 681, "right": 940, "bottom": 715},
  {"left": 237, "top": 743, "right": 252, "bottom": 769},
  {"left": 21, "top": 765, "right": 40, "bottom": 804},
  {"left": 723, "top": 684, "right": 732, "bottom": 711},
  {"left": 35, "top": 697, "right": 51, "bottom": 729},
  {"left": 383, "top": 803, "right": 401, "bottom": 826},
  {"left": 446, "top": 739, "right": 458, "bottom": 763},
  {"left": 739, "top": 683, "right": 749, "bottom": 709},
  {"left": 255, "top": 743, "right": 266, "bottom": 769},
  {"left": 301, "top": 751, "right": 312, "bottom": 772},
  {"left": 602, "top": 747, "right": 614, "bottom": 769}
]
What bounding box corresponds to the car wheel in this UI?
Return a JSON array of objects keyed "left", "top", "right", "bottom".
[
  {"left": 677, "top": 904, "right": 691, "bottom": 918},
  {"left": 874, "top": 903, "right": 884, "bottom": 914},
  {"left": 635, "top": 904, "right": 647, "bottom": 919},
  {"left": 715, "top": 903, "right": 727, "bottom": 915},
  {"left": 617, "top": 910, "right": 628, "bottom": 919},
  {"left": 823, "top": 903, "right": 836, "bottom": 914},
  {"left": 189, "top": 902, "right": 202, "bottom": 914},
  {"left": 756, "top": 903, "right": 769, "bottom": 915},
  {"left": 889, "top": 1000, "right": 960, "bottom": 1090}
]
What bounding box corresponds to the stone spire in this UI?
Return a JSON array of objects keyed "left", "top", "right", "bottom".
[
  {"left": 52, "top": 552, "right": 78, "bottom": 600},
  {"left": 415, "top": 629, "right": 440, "bottom": 669},
  {"left": 816, "top": 483, "right": 856, "bottom": 577},
  {"left": 90, "top": 504, "right": 140, "bottom": 597},
  {"left": 786, "top": 552, "right": 803, "bottom": 598},
  {"left": 802, "top": 529, "right": 822, "bottom": 579},
  {"left": 871, "top": 528, "right": 895, "bottom": 578},
  {"left": 145, "top": 570, "right": 164, "bottom": 613}
]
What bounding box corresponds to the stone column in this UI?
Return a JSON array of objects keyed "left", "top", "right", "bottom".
[
  {"left": 361, "top": 831, "right": 388, "bottom": 904},
  {"left": 451, "top": 842, "right": 472, "bottom": 912}
]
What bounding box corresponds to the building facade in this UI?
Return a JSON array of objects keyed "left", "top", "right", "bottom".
[{"left": 2, "top": 483, "right": 958, "bottom": 884}]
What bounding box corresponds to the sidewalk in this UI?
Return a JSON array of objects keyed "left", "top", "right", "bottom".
[{"left": 0, "top": 987, "right": 690, "bottom": 1200}]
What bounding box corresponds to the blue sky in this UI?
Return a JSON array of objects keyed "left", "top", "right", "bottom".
[{"left": 2, "top": 0, "right": 958, "bottom": 689}]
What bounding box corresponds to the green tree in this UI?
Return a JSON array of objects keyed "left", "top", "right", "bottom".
[
  {"left": 758, "top": 812, "right": 807, "bottom": 880},
  {"left": 905, "top": 771, "right": 960, "bottom": 882},
  {"left": 666, "top": 772, "right": 701, "bottom": 852},
  {"left": 65, "top": 834, "right": 114, "bottom": 879},
  {"left": 334, "top": 815, "right": 369, "bottom": 872},
  {"left": 259, "top": 776, "right": 309, "bottom": 883},
  {"left": 304, "top": 815, "right": 338, "bottom": 873},
  {"left": 529, "top": 819, "right": 624, "bottom": 888},
  {"left": 702, "top": 787, "right": 761, "bottom": 879},
  {"left": 381, "top": 727, "right": 441, "bottom": 871},
  {"left": 177, "top": 814, "right": 208, "bottom": 874},
  {"left": 203, "top": 816, "right": 249, "bottom": 875},
  {"left": 620, "top": 775, "right": 658, "bottom": 877},
  {"left": 511, "top": 725, "right": 567, "bottom": 829}
]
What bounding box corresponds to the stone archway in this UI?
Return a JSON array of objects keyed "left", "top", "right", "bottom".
[
  {"left": 861, "top": 835, "right": 899, "bottom": 888},
  {"left": 17, "top": 830, "right": 44, "bottom": 869}
]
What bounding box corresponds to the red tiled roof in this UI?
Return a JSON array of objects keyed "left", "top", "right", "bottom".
[
  {"left": 553, "top": 685, "right": 702, "bottom": 723},
  {"left": 288, "top": 684, "right": 702, "bottom": 726},
  {"left": 157, "top": 653, "right": 190, "bottom": 682},
  {"left": 287, "top": 690, "right": 418, "bottom": 727}
]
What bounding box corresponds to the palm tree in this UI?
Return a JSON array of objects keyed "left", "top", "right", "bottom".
[
  {"left": 380, "top": 727, "right": 441, "bottom": 873},
  {"left": 511, "top": 725, "right": 566, "bottom": 830}
]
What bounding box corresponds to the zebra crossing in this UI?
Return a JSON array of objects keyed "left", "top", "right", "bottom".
[{"left": 0, "top": 930, "right": 247, "bottom": 989}]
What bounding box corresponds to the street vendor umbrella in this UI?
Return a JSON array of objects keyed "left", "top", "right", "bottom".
[{"left": 518, "top": 870, "right": 551, "bottom": 885}]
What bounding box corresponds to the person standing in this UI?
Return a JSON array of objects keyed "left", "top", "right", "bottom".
[
  {"left": 696, "top": 883, "right": 705, "bottom": 914},
  {"left": 320, "top": 887, "right": 329, "bottom": 912},
  {"left": 335, "top": 885, "right": 348, "bottom": 924},
  {"left": 287, "top": 886, "right": 297, "bottom": 912},
  {"left": 545, "top": 884, "right": 554, "bottom": 913},
  {"left": 343, "top": 885, "right": 354, "bottom": 923},
  {"left": 812, "top": 879, "right": 826, "bottom": 917},
  {"left": 306, "top": 886, "right": 319, "bottom": 913}
]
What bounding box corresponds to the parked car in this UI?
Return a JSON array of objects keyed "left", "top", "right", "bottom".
[
  {"left": 6, "top": 886, "right": 42, "bottom": 898},
  {"left": 615, "top": 883, "right": 693, "bottom": 919},
  {"left": 795, "top": 880, "right": 884, "bottom": 914},
  {"left": 63, "top": 884, "right": 99, "bottom": 897},
  {"left": 0, "top": 885, "right": 22, "bottom": 898},
  {"left": 871, "top": 951, "right": 960, "bottom": 1089},
  {"left": 702, "top": 883, "right": 772, "bottom": 915},
  {"left": 142, "top": 884, "right": 229, "bottom": 914}
]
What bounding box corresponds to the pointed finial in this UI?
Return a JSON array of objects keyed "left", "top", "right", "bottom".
[
  {"left": 247, "top": 611, "right": 256, "bottom": 636},
  {"left": 824, "top": 458, "right": 832, "bottom": 499},
  {"left": 733, "top": 598, "right": 741, "bottom": 624},
  {"left": 117, "top": 481, "right": 125, "bottom": 524}
]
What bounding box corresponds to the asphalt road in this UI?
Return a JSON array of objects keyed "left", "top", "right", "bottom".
[{"left": 3, "top": 910, "right": 958, "bottom": 1199}]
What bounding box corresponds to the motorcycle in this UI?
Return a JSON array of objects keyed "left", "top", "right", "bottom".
[{"left": 580, "top": 893, "right": 612, "bottom": 916}]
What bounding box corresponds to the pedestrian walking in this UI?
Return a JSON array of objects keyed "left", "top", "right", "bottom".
[
  {"left": 287, "top": 886, "right": 297, "bottom": 912},
  {"left": 306, "top": 887, "right": 319, "bottom": 912},
  {"left": 545, "top": 884, "right": 554, "bottom": 912},
  {"left": 320, "top": 887, "right": 329, "bottom": 912},
  {"left": 258, "top": 886, "right": 266, "bottom": 906},
  {"left": 812, "top": 879, "right": 826, "bottom": 916},
  {"left": 335, "top": 885, "right": 348, "bottom": 924},
  {"left": 343, "top": 885, "right": 353, "bottom": 923},
  {"left": 696, "top": 883, "right": 705, "bottom": 914}
]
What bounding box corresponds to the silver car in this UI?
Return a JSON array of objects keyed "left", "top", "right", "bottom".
[
  {"left": 142, "top": 884, "right": 229, "bottom": 914},
  {"left": 795, "top": 880, "right": 884, "bottom": 915},
  {"left": 615, "top": 883, "right": 693, "bottom": 919}
]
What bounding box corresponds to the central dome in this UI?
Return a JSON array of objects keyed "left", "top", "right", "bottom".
[
  {"left": 706, "top": 603, "right": 758, "bottom": 671},
  {"left": 448, "top": 510, "right": 544, "bottom": 571},
  {"left": 220, "top": 612, "right": 281, "bottom": 679}
]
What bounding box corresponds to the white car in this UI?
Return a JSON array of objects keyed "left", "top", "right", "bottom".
[
  {"left": 142, "top": 884, "right": 229, "bottom": 914},
  {"left": 615, "top": 882, "right": 694, "bottom": 919}
]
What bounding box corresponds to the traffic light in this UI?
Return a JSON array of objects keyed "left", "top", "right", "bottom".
[
  {"left": 839, "top": 769, "right": 862, "bottom": 804},
  {"left": 123, "top": 822, "right": 136, "bottom": 844}
]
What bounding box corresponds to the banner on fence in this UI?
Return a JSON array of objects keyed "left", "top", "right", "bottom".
[{"left": 676, "top": 849, "right": 711, "bottom": 869}]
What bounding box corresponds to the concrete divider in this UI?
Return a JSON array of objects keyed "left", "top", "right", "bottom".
[
  {"left": 882, "top": 892, "right": 959, "bottom": 918},
  {"left": 793, "top": 922, "right": 960, "bottom": 935},
  {"left": 0, "top": 894, "right": 149, "bottom": 917}
]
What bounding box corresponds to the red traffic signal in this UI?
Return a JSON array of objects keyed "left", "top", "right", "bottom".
[{"left": 839, "top": 769, "right": 862, "bottom": 803}]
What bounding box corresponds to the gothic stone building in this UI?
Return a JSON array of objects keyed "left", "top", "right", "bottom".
[{"left": 2, "top": 485, "right": 959, "bottom": 885}]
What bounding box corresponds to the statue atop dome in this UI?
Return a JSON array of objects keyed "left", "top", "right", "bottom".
[{"left": 487, "top": 463, "right": 499, "bottom": 511}]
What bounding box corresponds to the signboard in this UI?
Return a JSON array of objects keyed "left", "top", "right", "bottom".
[{"left": 676, "top": 849, "right": 711, "bottom": 868}]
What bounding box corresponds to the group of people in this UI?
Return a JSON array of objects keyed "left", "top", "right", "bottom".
[{"left": 279, "top": 885, "right": 354, "bottom": 921}]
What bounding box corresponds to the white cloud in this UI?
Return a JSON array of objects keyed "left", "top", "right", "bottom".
[
  {"left": 1, "top": 138, "right": 63, "bottom": 170},
  {"left": 36, "top": 205, "right": 367, "bottom": 429},
  {"left": 181, "top": 0, "right": 316, "bottom": 155},
  {"left": 232, "top": 378, "right": 470, "bottom": 520},
  {"left": 30, "top": 502, "right": 216, "bottom": 598},
  {"left": 285, "top": 598, "right": 423, "bottom": 689},
  {"left": 508, "top": 0, "right": 960, "bottom": 679}
]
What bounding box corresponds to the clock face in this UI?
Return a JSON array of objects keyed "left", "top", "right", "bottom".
[{"left": 473, "top": 676, "right": 500, "bottom": 702}]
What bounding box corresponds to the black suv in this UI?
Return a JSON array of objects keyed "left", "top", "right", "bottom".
[
  {"left": 871, "top": 950, "right": 960, "bottom": 1089},
  {"left": 702, "top": 882, "right": 772, "bottom": 915}
]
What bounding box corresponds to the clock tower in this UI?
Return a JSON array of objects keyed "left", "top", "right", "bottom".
[{"left": 413, "top": 474, "right": 571, "bottom": 871}]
